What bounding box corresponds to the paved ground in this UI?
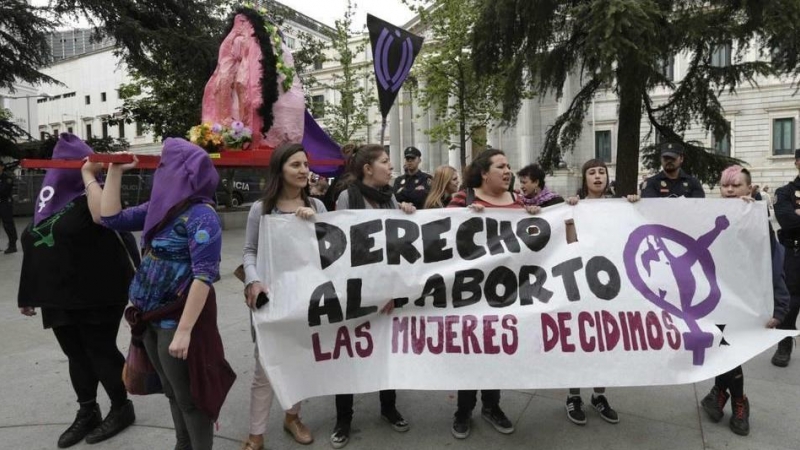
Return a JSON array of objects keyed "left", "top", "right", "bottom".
[{"left": 1, "top": 216, "right": 798, "bottom": 450}]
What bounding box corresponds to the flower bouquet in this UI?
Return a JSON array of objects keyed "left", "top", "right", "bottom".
[{"left": 187, "top": 120, "right": 253, "bottom": 153}]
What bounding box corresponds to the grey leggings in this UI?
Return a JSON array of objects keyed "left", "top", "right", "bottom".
[{"left": 143, "top": 324, "right": 214, "bottom": 450}]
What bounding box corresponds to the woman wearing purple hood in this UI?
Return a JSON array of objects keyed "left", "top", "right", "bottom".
[
  {"left": 100, "top": 138, "right": 235, "bottom": 450},
  {"left": 17, "top": 133, "right": 138, "bottom": 448}
]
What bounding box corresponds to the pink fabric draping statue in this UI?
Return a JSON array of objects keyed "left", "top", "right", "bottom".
[{"left": 201, "top": 13, "right": 305, "bottom": 149}]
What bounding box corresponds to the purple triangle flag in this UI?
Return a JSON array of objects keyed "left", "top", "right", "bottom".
[
  {"left": 302, "top": 109, "right": 345, "bottom": 177},
  {"left": 367, "top": 14, "right": 424, "bottom": 119}
]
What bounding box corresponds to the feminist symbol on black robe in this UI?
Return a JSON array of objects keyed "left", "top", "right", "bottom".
[
  {"left": 31, "top": 202, "right": 74, "bottom": 248},
  {"left": 623, "top": 216, "right": 730, "bottom": 365},
  {"left": 38, "top": 186, "right": 54, "bottom": 212}
]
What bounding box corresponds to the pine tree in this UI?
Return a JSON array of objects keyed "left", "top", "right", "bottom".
[
  {"left": 51, "top": 0, "right": 230, "bottom": 139},
  {"left": 472, "top": 0, "right": 800, "bottom": 193},
  {"left": 0, "top": 0, "right": 58, "bottom": 154}
]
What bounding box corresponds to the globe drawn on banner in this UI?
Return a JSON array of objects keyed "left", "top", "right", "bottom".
[{"left": 623, "top": 216, "right": 730, "bottom": 365}]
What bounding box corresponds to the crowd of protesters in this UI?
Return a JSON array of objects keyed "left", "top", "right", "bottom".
[{"left": 15, "top": 134, "right": 796, "bottom": 448}]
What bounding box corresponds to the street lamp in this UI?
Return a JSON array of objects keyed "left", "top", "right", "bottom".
[{"left": 5, "top": 93, "right": 50, "bottom": 140}]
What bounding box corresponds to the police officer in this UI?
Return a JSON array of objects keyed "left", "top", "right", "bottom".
[
  {"left": 641, "top": 143, "right": 706, "bottom": 198},
  {"left": 393, "top": 146, "right": 432, "bottom": 209},
  {"left": 771, "top": 148, "right": 800, "bottom": 367},
  {"left": 0, "top": 160, "right": 18, "bottom": 254}
]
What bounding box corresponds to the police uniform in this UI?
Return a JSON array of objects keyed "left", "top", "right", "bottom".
[
  {"left": 393, "top": 147, "right": 432, "bottom": 209},
  {"left": 772, "top": 149, "right": 800, "bottom": 365},
  {"left": 640, "top": 144, "right": 706, "bottom": 198},
  {"left": 0, "top": 166, "right": 18, "bottom": 253}
]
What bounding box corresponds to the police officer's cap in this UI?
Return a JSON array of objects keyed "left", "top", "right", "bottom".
[
  {"left": 794, "top": 148, "right": 800, "bottom": 160},
  {"left": 404, "top": 146, "right": 422, "bottom": 158},
  {"left": 660, "top": 142, "right": 684, "bottom": 158}
]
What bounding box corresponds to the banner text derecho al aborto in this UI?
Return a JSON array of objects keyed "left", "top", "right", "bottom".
[{"left": 255, "top": 200, "right": 794, "bottom": 408}]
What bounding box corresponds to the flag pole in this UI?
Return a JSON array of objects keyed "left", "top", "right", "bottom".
[{"left": 380, "top": 116, "right": 388, "bottom": 147}]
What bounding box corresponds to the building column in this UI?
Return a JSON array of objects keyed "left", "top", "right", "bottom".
[
  {"left": 402, "top": 89, "right": 415, "bottom": 151},
  {"left": 427, "top": 107, "right": 442, "bottom": 170},
  {"left": 446, "top": 94, "right": 461, "bottom": 171},
  {"left": 412, "top": 85, "right": 432, "bottom": 172},
  {"left": 516, "top": 98, "right": 536, "bottom": 169},
  {"left": 389, "top": 104, "right": 402, "bottom": 176}
]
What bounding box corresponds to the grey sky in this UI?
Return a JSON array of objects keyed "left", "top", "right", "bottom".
[
  {"left": 276, "top": 0, "right": 417, "bottom": 30},
  {"left": 33, "top": 0, "right": 419, "bottom": 31}
]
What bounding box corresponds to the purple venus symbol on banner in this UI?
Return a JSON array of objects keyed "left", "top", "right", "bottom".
[
  {"left": 623, "top": 216, "right": 730, "bottom": 365},
  {"left": 374, "top": 28, "right": 414, "bottom": 93}
]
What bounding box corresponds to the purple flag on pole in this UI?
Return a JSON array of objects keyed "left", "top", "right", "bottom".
[
  {"left": 302, "top": 109, "right": 345, "bottom": 177},
  {"left": 367, "top": 14, "right": 424, "bottom": 119}
]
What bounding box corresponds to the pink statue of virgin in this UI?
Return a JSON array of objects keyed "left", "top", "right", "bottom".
[{"left": 201, "top": 9, "right": 305, "bottom": 150}]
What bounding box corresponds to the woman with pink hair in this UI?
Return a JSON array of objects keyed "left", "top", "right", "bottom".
[{"left": 699, "top": 165, "right": 789, "bottom": 436}]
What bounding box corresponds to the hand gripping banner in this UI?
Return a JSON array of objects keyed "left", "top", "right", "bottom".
[{"left": 254, "top": 200, "right": 798, "bottom": 408}]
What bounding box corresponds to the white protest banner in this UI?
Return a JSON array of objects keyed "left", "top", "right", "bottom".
[{"left": 255, "top": 199, "right": 797, "bottom": 408}]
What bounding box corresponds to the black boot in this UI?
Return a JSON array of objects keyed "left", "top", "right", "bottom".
[
  {"left": 3, "top": 244, "right": 16, "bottom": 254},
  {"left": 84, "top": 400, "right": 135, "bottom": 444},
  {"left": 771, "top": 337, "right": 794, "bottom": 367},
  {"left": 58, "top": 403, "right": 102, "bottom": 448},
  {"left": 729, "top": 396, "right": 750, "bottom": 436}
]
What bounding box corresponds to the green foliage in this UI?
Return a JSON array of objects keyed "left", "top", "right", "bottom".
[
  {"left": 407, "top": 0, "right": 507, "bottom": 168},
  {"left": 292, "top": 31, "right": 328, "bottom": 108},
  {"left": 0, "top": 108, "right": 30, "bottom": 159},
  {"left": 317, "top": 0, "right": 375, "bottom": 144},
  {"left": 53, "top": 0, "right": 329, "bottom": 140},
  {"left": 472, "top": 0, "right": 799, "bottom": 194},
  {"left": 52, "top": 0, "right": 232, "bottom": 139},
  {"left": 85, "top": 135, "right": 130, "bottom": 153},
  {"left": 262, "top": 0, "right": 329, "bottom": 108},
  {"left": 0, "top": 1, "right": 60, "bottom": 156},
  {"left": 14, "top": 133, "right": 59, "bottom": 160},
  {"left": 0, "top": 1, "right": 59, "bottom": 91}
]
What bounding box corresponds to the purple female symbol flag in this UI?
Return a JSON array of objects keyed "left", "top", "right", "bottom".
[{"left": 367, "top": 14, "right": 424, "bottom": 119}]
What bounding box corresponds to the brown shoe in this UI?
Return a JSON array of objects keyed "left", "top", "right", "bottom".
[
  {"left": 284, "top": 414, "right": 313, "bottom": 445},
  {"left": 240, "top": 439, "right": 263, "bottom": 450}
]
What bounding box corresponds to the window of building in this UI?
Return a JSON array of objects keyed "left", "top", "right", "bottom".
[
  {"left": 658, "top": 56, "right": 674, "bottom": 81},
  {"left": 52, "top": 128, "right": 58, "bottom": 136},
  {"left": 40, "top": 131, "right": 46, "bottom": 140},
  {"left": 135, "top": 121, "right": 144, "bottom": 137},
  {"left": 595, "top": 130, "right": 612, "bottom": 163},
  {"left": 101, "top": 92, "right": 107, "bottom": 102},
  {"left": 63, "top": 92, "right": 76, "bottom": 98},
  {"left": 712, "top": 121, "right": 731, "bottom": 156},
  {"left": 285, "top": 37, "right": 295, "bottom": 49},
  {"left": 118, "top": 122, "right": 125, "bottom": 138},
  {"left": 101, "top": 122, "right": 108, "bottom": 138},
  {"left": 314, "top": 58, "right": 323, "bottom": 70},
  {"left": 86, "top": 123, "right": 92, "bottom": 138},
  {"left": 311, "top": 95, "right": 325, "bottom": 118},
  {"left": 711, "top": 42, "right": 732, "bottom": 67},
  {"left": 67, "top": 126, "right": 73, "bottom": 134},
  {"left": 773, "top": 118, "right": 795, "bottom": 156},
  {"left": 85, "top": 95, "right": 91, "bottom": 105}
]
